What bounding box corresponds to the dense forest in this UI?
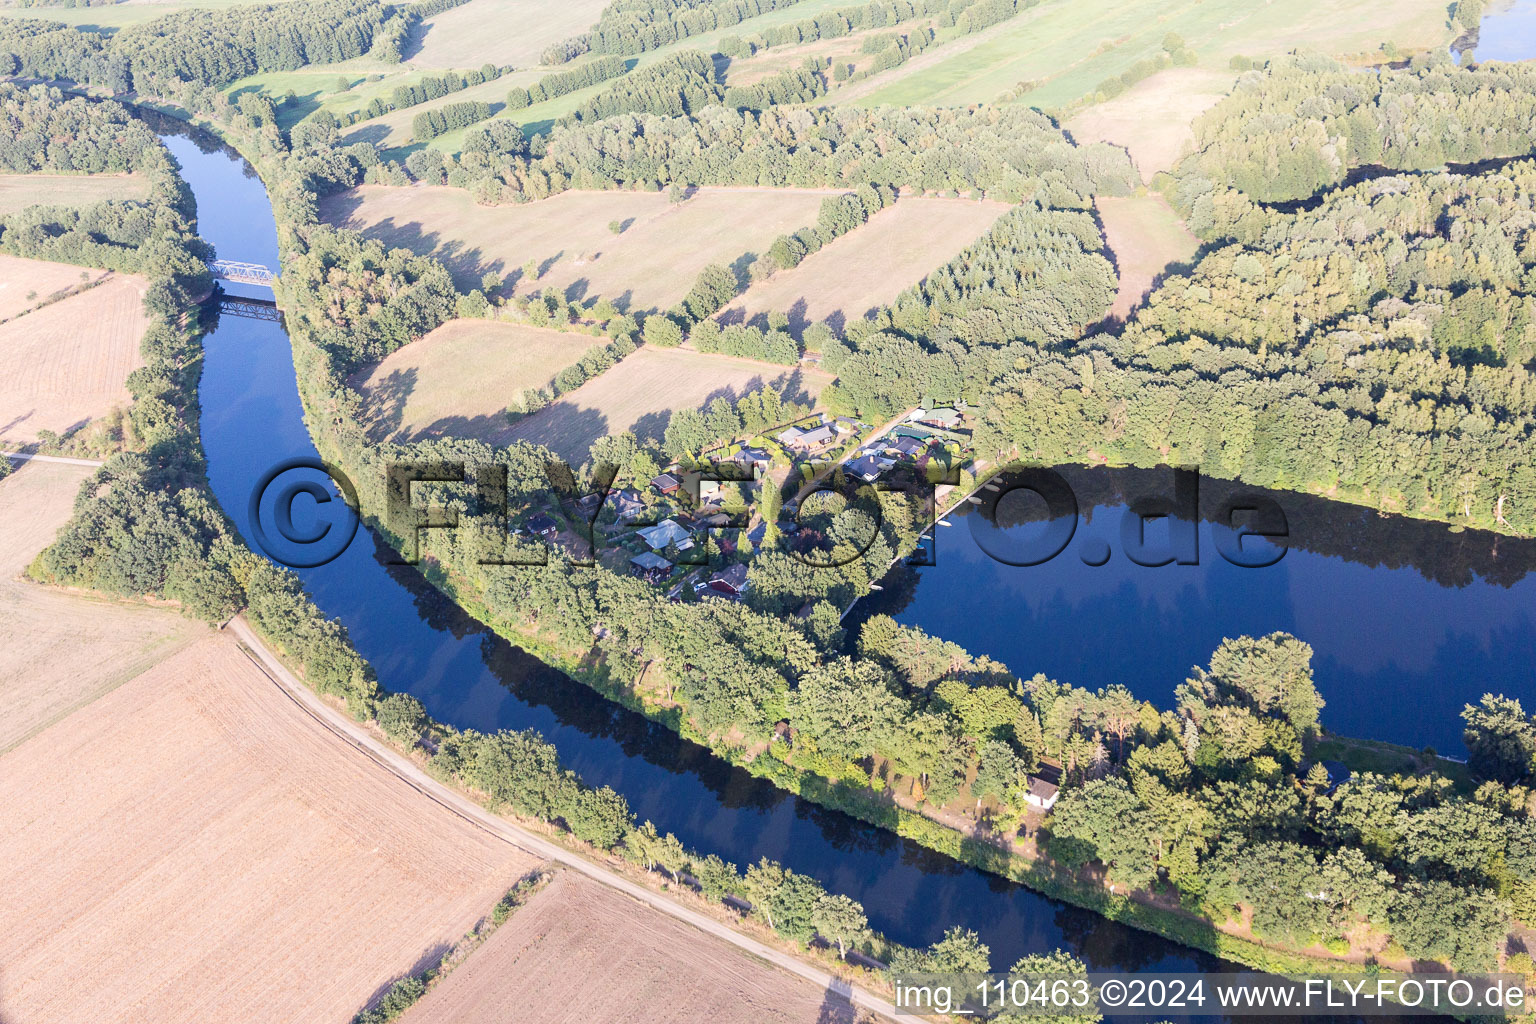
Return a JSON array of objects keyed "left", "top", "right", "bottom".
[
  {"left": 467, "top": 103, "right": 1135, "bottom": 202},
  {"left": 0, "top": 0, "right": 388, "bottom": 92},
  {"left": 964, "top": 162, "right": 1536, "bottom": 538},
  {"left": 1175, "top": 52, "right": 1536, "bottom": 202}
]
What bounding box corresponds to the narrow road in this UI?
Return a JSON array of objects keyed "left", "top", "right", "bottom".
[
  {"left": 1, "top": 451, "right": 105, "bottom": 467},
  {"left": 227, "top": 615, "right": 901, "bottom": 1023}
]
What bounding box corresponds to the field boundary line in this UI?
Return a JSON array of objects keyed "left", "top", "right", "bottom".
[{"left": 226, "top": 615, "right": 901, "bottom": 1022}]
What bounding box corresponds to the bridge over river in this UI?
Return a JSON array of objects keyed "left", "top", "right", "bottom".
[{"left": 209, "top": 259, "right": 276, "bottom": 285}]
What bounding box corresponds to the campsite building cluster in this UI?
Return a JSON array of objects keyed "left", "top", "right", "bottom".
[{"left": 522, "top": 406, "right": 973, "bottom": 603}]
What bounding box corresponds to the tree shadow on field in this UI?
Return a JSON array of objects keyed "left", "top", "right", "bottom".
[
  {"left": 400, "top": 12, "right": 431, "bottom": 61},
  {"left": 354, "top": 939, "right": 452, "bottom": 1018},
  {"left": 785, "top": 296, "right": 810, "bottom": 336},
  {"left": 340, "top": 121, "right": 392, "bottom": 148},
  {"left": 728, "top": 249, "right": 758, "bottom": 289},
  {"left": 629, "top": 409, "right": 671, "bottom": 447},
  {"left": 505, "top": 404, "right": 611, "bottom": 465},
  {"left": 814, "top": 978, "right": 860, "bottom": 1024},
  {"left": 357, "top": 365, "right": 417, "bottom": 441},
  {"left": 316, "top": 189, "right": 364, "bottom": 224}
]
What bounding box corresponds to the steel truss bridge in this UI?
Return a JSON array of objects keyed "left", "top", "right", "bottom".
[{"left": 209, "top": 260, "right": 276, "bottom": 286}]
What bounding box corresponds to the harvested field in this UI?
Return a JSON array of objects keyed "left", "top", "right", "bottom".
[
  {"left": 0, "top": 266, "right": 147, "bottom": 444},
  {"left": 0, "top": 631, "right": 537, "bottom": 1024},
  {"left": 0, "top": 253, "right": 103, "bottom": 322},
  {"left": 1067, "top": 69, "right": 1233, "bottom": 182},
  {"left": 400, "top": 871, "right": 866, "bottom": 1024},
  {"left": 721, "top": 196, "right": 1010, "bottom": 334},
  {"left": 1096, "top": 193, "right": 1199, "bottom": 320},
  {"left": 0, "top": 459, "right": 203, "bottom": 755},
  {"left": 319, "top": 185, "right": 830, "bottom": 310},
  {"left": 505, "top": 346, "right": 834, "bottom": 463},
  {"left": 349, "top": 318, "right": 602, "bottom": 442},
  {"left": 0, "top": 172, "right": 150, "bottom": 216},
  {"left": 409, "top": 0, "right": 611, "bottom": 69}
]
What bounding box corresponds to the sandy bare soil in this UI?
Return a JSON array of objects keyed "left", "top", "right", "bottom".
[
  {"left": 400, "top": 871, "right": 868, "bottom": 1024},
  {"left": 319, "top": 185, "right": 830, "bottom": 311},
  {"left": 0, "top": 630, "right": 538, "bottom": 1024},
  {"left": 504, "top": 346, "right": 834, "bottom": 463},
  {"left": 1068, "top": 68, "right": 1234, "bottom": 183},
  {"left": 349, "top": 318, "right": 601, "bottom": 442},
  {"left": 0, "top": 267, "right": 147, "bottom": 444},
  {"left": 1095, "top": 193, "right": 1199, "bottom": 320},
  {"left": 0, "top": 459, "right": 204, "bottom": 754},
  {"left": 722, "top": 197, "right": 1010, "bottom": 334}
]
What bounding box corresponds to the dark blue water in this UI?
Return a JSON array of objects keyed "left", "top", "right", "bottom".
[
  {"left": 851, "top": 467, "right": 1536, "bottom": 758},
  {"left": 165, "top": 122, "right": 1466, "bottom": 1021}
]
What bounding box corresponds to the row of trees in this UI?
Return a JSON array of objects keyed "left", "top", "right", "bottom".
[
  {"left": 541, "top": 0, "right": 814, "bottom": 63},
  {"left": 723, "top": 0, "right": 931, "bottom": 51},
  {"left": 505, "top": 54, "right": 628, "bottom": 110},
  {"left": 379, "top": 99, "right": 1133, "bottom": 206},
  {"left": 410, "top": 99, "right": 492, "bottom": 141},
  {"left": 389, "top": 64, "right": 503, "bottom": 113},
  {"left": 565, "top": 50, "right": 724, "bottom": 122}
]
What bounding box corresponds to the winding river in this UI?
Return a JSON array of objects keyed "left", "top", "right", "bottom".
[{"left": 165, "top": 120, "right": 1506, "bottom": 1022}]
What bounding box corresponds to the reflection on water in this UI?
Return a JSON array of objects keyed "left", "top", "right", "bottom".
[
  {"left": 849, "top": 466, "right": 1536, "bottom": 756},
  {"left": 1458, "top": 0, "right": 1536, "bottom": 61}
]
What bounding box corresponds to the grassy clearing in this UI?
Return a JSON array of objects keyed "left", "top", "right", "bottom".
[
  {"left": 722, "top": 195, "right": 1010, "bottom": 335},
  {"left": 408, "top": 0, "right": 611, "bottom": 70},
  {"left": 505, "top": 346, "right": 834, "bottom": 463},
  {"left": 319, "top": 184, "right": 830, "bottom": 310},
  {"left": 1095, "top": 192, "right": 1198, "bottom": 320},
  {"left": 337, "top": 70, "right": 527, "bottom": 151},
  {"left": 349, "top": 318, "right": 603, "bottom": 442},
  {"left": 1067, "top": 68, "right": 1233, "bottom": 182},
  {"left": 855, "top": 0, "right": 1452, "bottom": 111},
  {"left": 0, "top": 263, "right": 146, "bottom": 444},
  {"left": 0, "top": 172, "right": 150, "bottom": 216},
  {"left": 1314, "top": 736, "right": 1474, "bottom": 792}
]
